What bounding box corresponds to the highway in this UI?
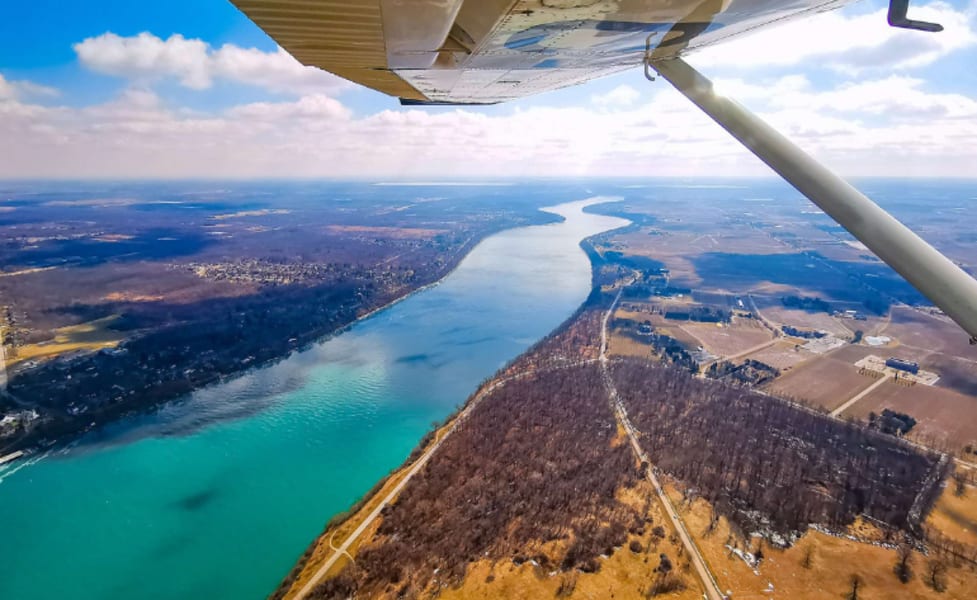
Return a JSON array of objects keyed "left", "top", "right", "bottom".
[{"left": 601, "top": 287, "right": 726, "bottom": 600}]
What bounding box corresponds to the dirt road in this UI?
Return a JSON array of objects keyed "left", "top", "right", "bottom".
[
  {"left": 830, "top": 374, "right": 888, "bottom": 417},
  {"left": 290, "top": 359, "right": 597, "bottom": 599},
  {"left": 601, "top": 288, "right": 726, "bottom": 600}
]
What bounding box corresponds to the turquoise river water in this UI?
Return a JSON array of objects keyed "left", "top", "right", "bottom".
[{"left": 0, "top": 199, "right": 627, "bottom": 600}]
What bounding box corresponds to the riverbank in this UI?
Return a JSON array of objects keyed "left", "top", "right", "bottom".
[
  {"left": 270, "top": 203, "right": 632, "bottom": 598},
  {"left": 279, "top": 222, "right": 961, "bottom": 600},
  {"left": 0, "top": 215, "right": 557, "bottom": 460},
  {"left": 0, "top": 198, "right": 628, "bottom": 600},
  {"left": 269, "top": 293, "right": 599, "bottom": 600}
]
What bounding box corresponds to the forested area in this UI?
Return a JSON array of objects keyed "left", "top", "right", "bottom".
[
  {"left": 663, "top": 306, "right": 731, "bottom": 323},
  {"left": 500, "top": 307, "right": 603, "bottom": 375},
  {"left": 311, "top": 364, "right": 643, "bottom": 599},
  {"left": 293, "top": 277, "right": 951, "bottom": 599},
  {"left": 612, "top": 358, "right": 947, "bottom": 536}
]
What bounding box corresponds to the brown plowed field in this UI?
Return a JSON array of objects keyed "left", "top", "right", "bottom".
[
  {"left": 766, "top": 356, "right": 877, "bottom": 411},
  {"left": 843, "top": 381, "right": 977, "bottom": 449}
]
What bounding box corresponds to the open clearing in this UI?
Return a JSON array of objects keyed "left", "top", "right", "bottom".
[
  {"left": 671, "top": 488, "right": 977, "bottom": 600},
  {"left": 883, "top": 307, "right": 977, "bottom": 360},
  {"left": 927, "top": 479, "right": 977, "bottom": 549},
  {"left": 5, "top": 315, "right": 125, "bottom": 368},
  {"left": 762, "top": 305, "right": 853, "bottom": 337},
  {"left": 678, "top": 319, "right": 772, "bottom": 357},
  {"left": 842, "top": 381, "right": 977, "bottom": 449},
  {"left": 768, "top": 356, "right": 875, "bottom": 410},
  {"left": 766, "top": 355, "right": 877, "bottom": 411},
  {"left": 607, "top": 331, "right": 653, "bottom": 358},
  {"left": 744, "top": 340, "right": 813, "bottom": 371}
]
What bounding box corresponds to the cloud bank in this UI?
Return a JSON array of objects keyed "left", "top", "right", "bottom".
[
  {"left": 73, "top": 32, "right": 351, "bottom": 95},
  {"left": 1, "top": 2, "right": 975, "bottom": 178}
]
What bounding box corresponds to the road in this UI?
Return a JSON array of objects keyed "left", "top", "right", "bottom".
[
  {"left": 601, "top": 287, "right": 726, "bottom": 600},
  {"left": 290, "top": 373, "right": 504, "bottom": 599},
  {"left": 0, "top": 323, "right": 7, "bottom": 390},
  {"left": 290, "top": 359, "right": 595, "bottom": 599},
  {"left": 746, "top": 294, "right": 780, "bottom": 335},
  {"left": 291, "top": 285, "right": 967, "bottom": 599},
  {"left": 830, "top": 374, "right": 889, "bottom": 418}
]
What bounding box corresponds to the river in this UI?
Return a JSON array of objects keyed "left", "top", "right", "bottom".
[{"left": 0, "top": 198, "right": 627, "bottom": 600}]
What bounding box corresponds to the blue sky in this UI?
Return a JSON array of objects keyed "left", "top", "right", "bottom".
[{"left": 1, "top": 0, "right": 975, "bottom": 178}]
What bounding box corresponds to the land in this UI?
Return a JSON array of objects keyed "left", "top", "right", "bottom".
[
  {"left": 274, "top": 180, "right": 977, "bottom": 599},
  {"left": 582, "top": 187, "right": 977, "bottom": 456},
  {"left": 276, "top": 262, "right": 972, "bottom": 599},
  {"left": 0, "top": 182, "right": 558, "bottom": 454},
  {"left": 3, "top": 179, "right": 976, "bottom": 597}
]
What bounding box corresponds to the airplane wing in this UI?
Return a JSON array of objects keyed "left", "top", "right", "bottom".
[
  {"left": 230, "top": 1, "right": 977, "bottom": 342},
  {"left": 230, "top": 0, "right": 853, "bottom": 104}
]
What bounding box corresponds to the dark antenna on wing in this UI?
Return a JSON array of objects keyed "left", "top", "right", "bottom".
[{"left": 888, "top": 0, "right": 944, "bottom": 32}]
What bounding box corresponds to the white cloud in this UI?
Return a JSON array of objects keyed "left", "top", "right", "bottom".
[
  {"left": 591, "top": 84, "right": 641, "bottom": 108},
  {"left": 228, "top": 95, "right": 351, "bottom": 121},
  {"left": 690, "top": 2, "right": 976, "bottom": 73},
  {"left": 4, "top": 3, "right": 977, "bottom": 180},
  {"left": 0, "top": 73, "right": 59, "bottom": 100},
  {"left": 3, "top": 69, "right": 975, "bottom": 179},
  {"left": 73, "top": 32, "right": 351, "bottom": 95},
  {"left": 772, "top": 76, "right": 977, "bottom": 118}
]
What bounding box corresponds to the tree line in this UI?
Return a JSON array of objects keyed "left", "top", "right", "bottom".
[
  {"left": 312, "top": 364, "right": 642, "bottom": 598},
  {"left": 611, "top": 358, "right": 948, "bottom": 536}
]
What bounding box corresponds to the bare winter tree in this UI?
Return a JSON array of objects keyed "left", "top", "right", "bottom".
[
  {"left": 953, "top": 472, "right": 967, "bottom": 497},
  {"left": 801, "top": 545, "right": 815, "bottom": 569},
  {"left": 612, "top": 359, "right": 946, "bottom": 536},
  {"left": 845, "top": 574, "right": 863, "bottom": 600},
  {"left": 926, "top": 558, "right": 948, "bottom": 592},
  {"left": 894, "top": 544, "right": 914, "bottom": 583}
]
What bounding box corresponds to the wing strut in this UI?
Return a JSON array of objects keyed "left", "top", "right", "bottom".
[{"left": 651, "top": 57, "right": 977, "bottom": 344}]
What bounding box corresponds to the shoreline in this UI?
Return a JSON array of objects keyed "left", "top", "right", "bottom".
[
  {"left": 0, "top": 217, "right": 552, "bottom": 463},
  {"left": 0, "top": 196, "right": 635, "bottom": 600},
  {"left": 271, "top": 207, "right": 633, "bottom": 598},
  {"left": 271, "top": 217, "right": 958, "bottom": 600}
]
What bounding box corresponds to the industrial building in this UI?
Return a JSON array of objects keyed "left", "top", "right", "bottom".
[{"left": 885, "top": 358, "right": 920, "bottom": 375}]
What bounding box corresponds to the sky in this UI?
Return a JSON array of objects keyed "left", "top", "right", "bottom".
[{"left": 0, "top": 0, "right": 975, "bottom": 179}]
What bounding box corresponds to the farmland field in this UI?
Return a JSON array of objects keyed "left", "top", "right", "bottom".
[
  {"left": 744, "top": 340, "right": 813, "bottom": 371},
  {"left": 842, "top": 381, "right": 977, "bottom": 448},
  {"left": 883, "top": 307, "right": 977, "bottom": 360},
  {"left": 760, "top": 305, "right": 855, "bottom": 337},
  {"left": 679, "top": 320, "right": 772, "bottom": 357},
  {"left": 766, "top": 356, "right": 878, "bottom": 410}
]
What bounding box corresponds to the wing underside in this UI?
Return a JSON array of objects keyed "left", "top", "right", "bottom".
[{"left": 231, "top": 0, "right": 852, "bottom": 103}]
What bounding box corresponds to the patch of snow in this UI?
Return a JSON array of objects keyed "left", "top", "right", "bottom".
[{"left": 864, "top": 335, "right": 891, "bottom": 346}]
